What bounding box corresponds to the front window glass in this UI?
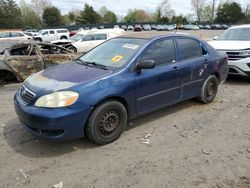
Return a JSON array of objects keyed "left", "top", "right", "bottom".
[
  {"left": 140, "top": 39, "right": 176, "bottom": 65},
  {"left": 79, "top": 38, "right": 148, "bottom": 69},
  {"left": 70, "top": 34, "right": 83, "bottom": 42},
  {"left": 0, "top": 32, "right": 10, "bottom": 38},
  {"left": 218, "top": 28, "right": 250, "bottom": 41}
]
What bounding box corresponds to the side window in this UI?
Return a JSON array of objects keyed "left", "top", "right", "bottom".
[
  {"left": 94, "top": 34, "right": 107, "bottom": 40},
  {"left": 177, "top": 38, "right": 202, "bottom": 60},
  {"left": 42, "top": 31, "right": 48, "bottom": 35},
  {"left": 82, "top": 35, "right": 95, "bottom": 41},
  {"left": 10, "top": 45, "right": 33, "bottom": 56},
  {"left": 202, "top": 45, "right": 208, "bottom": 55},
  {"left": 50, "top": 31, "right": 55, "bottom": 34},
  {"left": 11, "top": 32, "right": 23, "bottom": 37},
  {"left": 140, "top": 39, "right": 176, "bottom": 65},
  {"left": 0, "top": 32, "right": 10, "bottom": 38}
]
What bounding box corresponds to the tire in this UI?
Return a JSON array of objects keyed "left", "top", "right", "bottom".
[
  {"left": 35, "top": 38, "right": 42, "bottom": 42},
  {"left": 68, "top": 46, "right": 77, "bottom": 53},
  {"left": 85, "top": 100, "right": 127, "bottom": 145},
  {"left": 198, "top": 75, "right": 219, "bottom": 104}
]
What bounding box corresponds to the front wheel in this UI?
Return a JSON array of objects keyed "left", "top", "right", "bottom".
[
  {"left": 85, "top": 100, "right": 127, "bottom": 145},
  {"left": 68, "top": 46, "right": 77, "bottom": 53},
  {"left": 198, "top": 75, "right": 219, "bottom": 104}
]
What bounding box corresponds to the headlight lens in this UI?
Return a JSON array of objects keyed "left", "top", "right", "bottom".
[
  {"left": 35, "top": 91, "right": 79, "bottom": 108},
  {"left": 239, "top": 50, "right": 250, "bottom": 57}
]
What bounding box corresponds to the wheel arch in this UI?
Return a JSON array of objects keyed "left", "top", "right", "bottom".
[
  {"left": 212, "top": 72, "right": 220, "bottom": 82},
  {"left": 0, "top": 69, "right": 18, "bottom": 82},
  {"left": 92, "top": 96, "right": 131, "bottom": 119}
]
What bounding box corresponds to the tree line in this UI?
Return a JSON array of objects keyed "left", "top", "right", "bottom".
[{"left": 0, "top": 0, "right": 249, "bottom": 29}]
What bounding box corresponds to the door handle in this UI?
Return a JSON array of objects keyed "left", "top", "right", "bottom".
[
  {"left": 204, "top": 59, "right": 208, "bottom": 62},
  {"left": 173, "top": 66, "right": 179, "bottom": 70}
]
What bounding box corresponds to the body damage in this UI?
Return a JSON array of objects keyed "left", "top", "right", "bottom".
[{"left": 0, "top": 42, "right": 79, "bottom": 82}]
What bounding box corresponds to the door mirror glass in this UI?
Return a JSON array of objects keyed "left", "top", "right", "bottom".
[{"left": 136, "top": 60, "right": 155, "bottom": 71}]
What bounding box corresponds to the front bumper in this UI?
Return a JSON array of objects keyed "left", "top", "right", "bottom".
[
  {"left": 228, "top": 58, "right": 250, "bottom": 77},
  {"left": 14, "top": 93, "right": 92, "bottom": 141}
]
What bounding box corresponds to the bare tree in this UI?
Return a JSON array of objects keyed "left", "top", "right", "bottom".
[
  {"left": 210, "top": 0, "right": 218, "bottom": 22},
  {"left": 191, "top": 0, "right": 206, "bottom": 22},
  {"left": 156, "top": 0, "right": 175, "bottom": 21},
  {"left": 30, "top": 0, "right": 51, "bottom": 17}
]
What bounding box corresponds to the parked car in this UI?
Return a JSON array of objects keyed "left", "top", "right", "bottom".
[
  {"left": 156, "top": 25, "right": 164, "bottom": 31},
  {"left": 127, "top": 25, "right": 134, "bottom": 30},
  {"left": 211, "top": 24, "right": 222, "bottom": 30},
  {"left": 222, "top": 24, "right": 229, "bottom": 30},
  {"left": 209, "top": 25, "right": 250, "bottom": 79},
  {"left": 114, "top": 25, "right": 120, "bottom": 29},
  {"left": 33, "top": 29, "right": 70, "bottom": 42},
  {"left": 142, "top": 24, "right": 151, "bottom": 31},
  {"left": 0, "top": 42, "right": 78, "bottom": 82},
  {"left": 204, "top": 25, "right": 211, "bottom": 30},
  {"left": 98, "top": 26, "right": 105, "bottom": 29},
  {"left": 63, "top": 29, "right": 126, "bottom": 54},
  {"left": 0, "top": 31, "right": 32, "bottom": 41},
  {"left": 69, "top": 31, "right": 77, "bottom": 37},
  {"left": 151, "top": 24, "right": 157, "bottom": 30},
  {"left": 24, "top": 29, "right": 39, "bottom": 36},
  {"left": 134, "top": 24, "right": 142, "bottom": 32},
  {"left": 198, "top": 25, "right": 204, "bottom": 29},
  {"left": 14, "top": 33, "right": 228, "bottom": 145},
  {"left": 121, "top": 25, "right": 127, "bottom": 31}
]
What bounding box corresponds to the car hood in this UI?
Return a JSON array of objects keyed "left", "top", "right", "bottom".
[
  {"left": 24, "top": 63, "right": 113, "bottom": 93},
  {"left": 51, "top": 39, "right": 73, "bottom": 44},
  {"left": 208, "top": 40, "right": 250, "bottom": 50}
]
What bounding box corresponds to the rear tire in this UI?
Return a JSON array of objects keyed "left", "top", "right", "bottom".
[
  {"left": 85, "top": 100, "right": 127, "bottom": 145},
  {"left": 198, "top": 75, "right": 219, "bottom": 104}
]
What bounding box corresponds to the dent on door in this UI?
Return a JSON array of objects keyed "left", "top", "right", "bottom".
[{"left": 4, "top": 45, "right": 44, "bottom": 81}]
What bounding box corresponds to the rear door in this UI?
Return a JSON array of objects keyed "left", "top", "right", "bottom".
[
  {"left": 175, "top": 37, "right": 210, "bottom": 99},
  {"left": 4, "top": 44, "right": 44, "bottom": 81},
  {"left": 135, "top": 38, "right": 181, "bottom": 114}
]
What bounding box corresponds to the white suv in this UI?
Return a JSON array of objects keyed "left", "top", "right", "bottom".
[
  {"left": 209, "top": 25, "right": 250, "bottom": 78},
  {"left": 34, "top": 29, "right": 69, "bottom": 42}
]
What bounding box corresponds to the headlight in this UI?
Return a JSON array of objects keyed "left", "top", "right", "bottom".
[
  {"left": 35, "top": 91, "right": 79, "bottom": 108},
  {"left": 239, "top": 50, "right": 250, "bottom": 57}
]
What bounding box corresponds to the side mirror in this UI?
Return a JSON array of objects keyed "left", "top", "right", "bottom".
[
  {"left": 135, "top": 60, "right": 155, "bottom": 71},
  {"left": 213, "top": 36, "right": 218, "bottom": 40}
]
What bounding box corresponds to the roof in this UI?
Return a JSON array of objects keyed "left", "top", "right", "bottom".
[{"left": 119, "top": 31, "right": 189, "bottom": 39}]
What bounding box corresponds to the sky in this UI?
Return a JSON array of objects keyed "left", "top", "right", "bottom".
[{"left": 16, "top": 0, "right": 249, "bottom": 17}]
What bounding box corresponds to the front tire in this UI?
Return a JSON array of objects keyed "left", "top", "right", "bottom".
[
  {"left": 198, "top": 75, "right": 219, "bottom": 104},
  {"left": 85, "top": 100, "right": 127, "bottom": 145}
]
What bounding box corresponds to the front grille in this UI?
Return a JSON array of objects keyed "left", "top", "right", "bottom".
[
  {"left": 20, "top": 85, "right": 36, "bottom": 104},
  {"left": 225, "top": 51, "right": 246, "bottom": 61}
]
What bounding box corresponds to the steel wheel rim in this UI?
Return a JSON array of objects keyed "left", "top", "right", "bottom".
[{"left": 98, "top": 110, "right": 120, "bottom": 136}]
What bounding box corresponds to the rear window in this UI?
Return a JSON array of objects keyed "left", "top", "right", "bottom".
[
  {"left": 57, "top": 30, "right": 68, "bottom": 33},
  {"left": 177, "top": 38, "right": 202, "bottom": 60}
]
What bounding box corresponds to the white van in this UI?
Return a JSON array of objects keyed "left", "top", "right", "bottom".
[
  {"left": 34, "top": 29, "right": 70, "bottom": 42},
  {"left": 69, "top": 29, "right": 125, "bottom": 53}
]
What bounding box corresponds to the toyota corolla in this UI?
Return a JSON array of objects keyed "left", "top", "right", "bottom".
[{"left": 14, "top": 33, "right": 228, "bottom": 145}]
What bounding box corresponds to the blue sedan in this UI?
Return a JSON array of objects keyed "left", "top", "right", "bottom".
[{"left": 14, "top": 33, "right": 228, "bottom": 145}]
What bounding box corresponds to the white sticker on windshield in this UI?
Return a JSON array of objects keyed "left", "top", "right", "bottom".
[{"left": 123, "top": 44, "right": 139, "bottom": 50}]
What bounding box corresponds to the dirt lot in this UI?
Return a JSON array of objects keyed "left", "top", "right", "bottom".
[{"left": 0, "top": 30, "right": 250, "bottom": 188}]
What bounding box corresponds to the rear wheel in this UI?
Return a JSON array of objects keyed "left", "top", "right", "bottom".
[
  {"left": 85, "top": 100, "right": 127, "bottom": 145},
  {"left": 198, "top": 75, "right": 219, "bottom": 104}
]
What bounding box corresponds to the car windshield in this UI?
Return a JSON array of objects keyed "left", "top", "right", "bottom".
[
  {"left": 79, "top": 38, "right": 148, "bottom": 69},
  {"left": 70, "top": 34, "right": 83, "bottom": 42},
  {"left": 218, "top": 28, "right": 250, "bottom": 41}
]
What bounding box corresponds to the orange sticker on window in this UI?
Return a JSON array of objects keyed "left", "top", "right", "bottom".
[{"left": 112, "top": 55, "right": 123, "bottom": 62}]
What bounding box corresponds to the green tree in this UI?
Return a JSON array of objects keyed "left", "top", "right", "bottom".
[
  {"left": 124, "top": 9, "right": 150, "bottom": 23},
  {"left": 42, "top": 6, "right": 62, "bottom": 27},
  {"left": 68, "top": 12, "right": 76, "bottom": 22},
  {"left": 0, "top": 0, "right": 23, "bottom": 29},
  {"left": 80, "top": 3, "right": 101, "bottom": 24},
  {"left": 215, "top": 2, "right": 245, "bottom": 23},
  {"left": 171, "top": 15, "right": 188, "bottom": 24},
  {"left": 103, "top": 11, "right": 117, "bottom": 23}
]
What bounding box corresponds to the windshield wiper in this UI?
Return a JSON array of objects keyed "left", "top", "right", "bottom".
[
  {"left": 75, "top": 59, "right": 108, "bottom": 70},
  {"left": 87, "top": 62, "right": 108, "bottom": 70}
]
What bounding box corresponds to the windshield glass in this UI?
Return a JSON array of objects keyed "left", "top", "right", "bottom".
[
  {"left": 79, "top": 38, "right": 148, "bottom": 69},
  {"left": 70, "top": 34, "right": 83, "bottom": 42},
  {"left": 218, "top": 28, "right": 250, "bottom": 41}
]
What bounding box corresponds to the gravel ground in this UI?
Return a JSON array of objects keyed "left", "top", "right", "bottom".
[{"left": 0, "top": 30, "right": 250, "bottom": 188}]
